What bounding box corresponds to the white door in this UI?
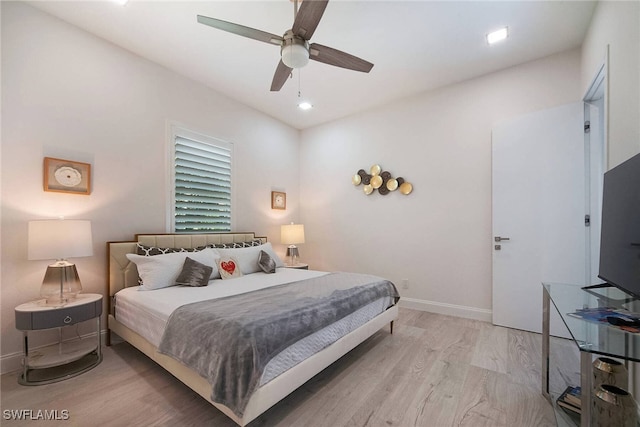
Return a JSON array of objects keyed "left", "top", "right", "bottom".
[{"left": 492, "top": 103, "right": 586, "bottom": 335}]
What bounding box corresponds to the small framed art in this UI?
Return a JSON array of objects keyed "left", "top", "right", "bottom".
[
  {"left": 44, "top": 157, "right": 91, "bottom": 195},
  {"left": 271, "top": 191, "right": 286, "bottom": 210}
]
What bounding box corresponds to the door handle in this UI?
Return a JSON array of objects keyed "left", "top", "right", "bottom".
[{"left": 494, "top": 236, "right": 511, "bottom": 242}]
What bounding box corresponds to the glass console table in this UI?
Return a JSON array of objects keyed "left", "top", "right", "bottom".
[{"left": 542, "top": 282, "right": 640, "bottom": 427}]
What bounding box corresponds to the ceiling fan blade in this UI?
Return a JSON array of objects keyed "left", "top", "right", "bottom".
[
  {"left": 309, "top": 43, "right": 374, "bottom": 73},
  {"left": 292, "top": 0, "right": 329, "bottom": 40},
  {"left": 197, "top": 15, "right": 283, "bottom": 46},
  {"left": 271, "top": 60, "right": 293, "bottom": 92}
]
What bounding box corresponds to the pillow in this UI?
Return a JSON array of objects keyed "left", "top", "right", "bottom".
[
  {"left": 126, "top": 248, "right": 219, "bottom": 290},
  {"left": 136, "top": 243, "right": 200, "bottom": 256},
  {"left": 175, "top": 257, "right": 213, "bottom": 287},
  {"left": 258, "top": 250, "right": 276, "bottom": 274},
  {"left": 203, "top": 239, "right": 263, "bottom": 249},
  {"left": 218, "top": 257, "right": 243, "bottom": 280},
  {"left": 216, "top": 242, "right": 284, "bottom": 275}
]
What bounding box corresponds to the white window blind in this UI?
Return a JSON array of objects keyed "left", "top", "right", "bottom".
[{"left": 174, "top": 134, "right": 232, "bottom": 232}]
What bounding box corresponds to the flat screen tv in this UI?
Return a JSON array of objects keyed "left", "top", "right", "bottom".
[{"left": 598, "top": 152, "right": 640, "bottom": 298}]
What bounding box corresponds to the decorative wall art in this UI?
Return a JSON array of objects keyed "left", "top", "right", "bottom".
[
  {"left": 352, "top": 164, "right": 413, "bottom": 196},
  {"left": 43, "top": 157, "right": 91, "bottom": 195},
  {"left": 271, "top": 191, "right": 286, "bottom": 210}
]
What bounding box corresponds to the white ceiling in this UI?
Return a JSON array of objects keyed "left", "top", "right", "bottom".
[{"left": 26, "top": 0, "right": 597, "bottom": 129}]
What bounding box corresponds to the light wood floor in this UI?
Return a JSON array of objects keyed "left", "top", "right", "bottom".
[{"left": 1, "top": 308, "right": 579, "bottom": 426}]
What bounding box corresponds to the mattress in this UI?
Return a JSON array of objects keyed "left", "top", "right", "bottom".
[{"left": 114, "top": 268, "right": 393, "bottom": 385}]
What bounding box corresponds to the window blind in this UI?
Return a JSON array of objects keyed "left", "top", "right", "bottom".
[{"left": 174, "top": 135, "right": 231, "bottom": 232}]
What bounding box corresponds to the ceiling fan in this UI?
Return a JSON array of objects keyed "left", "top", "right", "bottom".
[{"left": 197, "top": 0, "right": 374, "bottom": 92}]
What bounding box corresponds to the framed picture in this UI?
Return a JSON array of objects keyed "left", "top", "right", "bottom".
[
  {"left": 271, "top": 191, "right": 286, "bottom": 210},
  {"left": 44, "top": 157, "right": 91, "bottom": 195}
]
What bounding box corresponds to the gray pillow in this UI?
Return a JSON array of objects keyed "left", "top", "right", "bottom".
[
  {"left": 175, "top": 257, "right": 213, "bottom": 287},
  {"left": 258, "top": 250, "right": 276, "bottom": 274}
]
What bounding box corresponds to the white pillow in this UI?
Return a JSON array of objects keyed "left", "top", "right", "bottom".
[
  {"left": 126, "top": 248, "right": 220, "bottom": 290},
  {"left": 218, "top": 257, "right": 243, "bottom": 280},
  {"left": 216, "top": 242, "right": 284, "bottom": 275}
]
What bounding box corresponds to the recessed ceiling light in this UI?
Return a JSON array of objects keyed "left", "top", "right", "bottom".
[
  {"left": 487, "top": 27, "right": 508, "bottom": 45},
  {"left": 114, "top": 0, "right": 129, "bottom": 5},
  {"left": 298, "top": 102, "right": 313, "bottom": 110}
]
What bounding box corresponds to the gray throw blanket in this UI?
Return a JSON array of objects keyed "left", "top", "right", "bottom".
[{"left": 158, "top": 272, "right": 399, "bottom": 417}]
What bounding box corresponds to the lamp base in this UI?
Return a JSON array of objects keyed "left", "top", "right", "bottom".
[
  {"left": 43, "top": 294, "right": 78, "bottom": 306},
  {"left": 40, "top": 262, "right": 82, "bottom": 306},
  {"left": 286, "top": 245, "right": 300, "bottom": 267}
]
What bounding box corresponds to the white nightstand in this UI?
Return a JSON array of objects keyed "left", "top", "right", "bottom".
[
  {"left": 284, "top": 263, "right": 309, "bottom": 270},
  {"left": 15, "top": 293, "right": 103, "bottom": 385}
]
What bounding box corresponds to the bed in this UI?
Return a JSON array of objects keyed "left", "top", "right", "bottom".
[{"left": 107, "top": 232, "right": 399, "bottom": 426}]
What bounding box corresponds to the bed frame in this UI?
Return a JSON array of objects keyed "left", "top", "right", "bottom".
[{"left": 107, "top": 232, "right": 398, "bottom": 426}]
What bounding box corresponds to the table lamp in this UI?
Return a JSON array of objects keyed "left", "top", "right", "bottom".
[
  {"left": 281, "top": 223, "right": 305, "bottom": 266},
  {"left": 28, "top": 219, "right": 93, "bottom": 305}
]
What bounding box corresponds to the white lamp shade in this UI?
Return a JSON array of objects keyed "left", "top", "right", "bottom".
[
  {"left": 28, "top": 220, "right": 93, "bottom": 260},
  {"left": 281, "top": 223, "right": 305, "bottom": 245}
]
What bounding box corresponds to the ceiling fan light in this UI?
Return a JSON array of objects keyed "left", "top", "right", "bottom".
[{"left": 282, "top": 43, "right": 309, "bottom": 69}]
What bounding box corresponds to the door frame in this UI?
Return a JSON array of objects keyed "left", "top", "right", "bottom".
[{"left": 582, "top": 46, "right": 609, "bottom": 284}]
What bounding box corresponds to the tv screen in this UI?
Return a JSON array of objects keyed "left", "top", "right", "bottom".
[{"left": 598, "top": 152, "right": 640, "bottom": 298}]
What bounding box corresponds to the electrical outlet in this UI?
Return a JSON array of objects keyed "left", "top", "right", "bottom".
[{"left": 401, "top": 279, "right": 409, "bottom": 289}]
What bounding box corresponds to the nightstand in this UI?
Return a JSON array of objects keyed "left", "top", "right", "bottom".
[
  {"left": 15, "top": 293, "right": 103, "bottom": 385},
  {"left": 285, "top": 263, "right": 309, "bottom": 270}
]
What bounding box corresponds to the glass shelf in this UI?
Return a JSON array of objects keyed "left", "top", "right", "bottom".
[
  {"left": 542, "top": 282, "right": 640, "bottom": 427},
  {"left": 543, "top": 282, "right": 640, "bottom": 362}
]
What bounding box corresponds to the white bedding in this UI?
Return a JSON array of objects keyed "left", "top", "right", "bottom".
[{"left": 115, "top": 268, "right": 392, "bottom": 385}]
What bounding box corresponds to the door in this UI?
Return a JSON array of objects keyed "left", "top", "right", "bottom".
[{"left": 492, "top": 102, "right": 586, "bottom": 335}]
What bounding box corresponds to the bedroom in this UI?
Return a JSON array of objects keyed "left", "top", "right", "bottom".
[{"left": 1, "top": 0, "right": 639, "bottom": 425}]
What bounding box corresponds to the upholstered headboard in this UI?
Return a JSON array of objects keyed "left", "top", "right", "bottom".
[{"left": 107, "top": 232, "right": 266, "bottom": 306}]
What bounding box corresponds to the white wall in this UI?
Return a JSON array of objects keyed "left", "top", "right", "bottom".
[
  {"left": 0, "top": 2, "right": 300, "bottom": 372},
  {"left": 580, "top": 0, "right": 640, "bottom": 399},
  {"left": 581, "top": 0, "right": 640, "bottom": 168},
  {"left": 300, "top": 50, "right": 582, "bottom": 319}
]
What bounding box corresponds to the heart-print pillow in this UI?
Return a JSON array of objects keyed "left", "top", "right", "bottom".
[{"left": 218, "top": 257, "right": 243, "bottom": 280}]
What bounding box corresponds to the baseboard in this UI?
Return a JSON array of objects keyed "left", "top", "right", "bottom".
[
  {"left": 0, "top": 330, "right": 109, "bottom": 375},
  {"left": 398, "top": 297, "right": 492, "bottom": 322},
  {"left": 1, "top": 351, "right": 23, "bottom": 376}
]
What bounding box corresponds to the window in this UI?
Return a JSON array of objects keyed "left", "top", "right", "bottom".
[{"left": 171, "top": 128, "right": 232, "bottom": 232}]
